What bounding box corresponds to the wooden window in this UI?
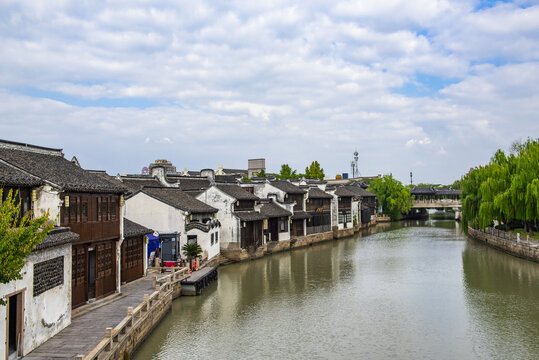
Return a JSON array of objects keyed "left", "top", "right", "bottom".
[
  {"left": 81, "top": 201, "right": 88, "bottom": 222},
  {"left": 63, "top": 203, "right": 69, "bottom": 225},
  {"left": 279, "top": 217, "right": 288, "bottom": 232},
  {"left": 97, "top": 196, "right": 102, "bottom": 221},
  {"left": 110, "top": 198, "right": 117, "bottom": 220},
  {"left": 101, "top": 198, "right": 108, "bottom": 221},
  {"left": 70, "top": 199, "right": 77, "bottom": 219},
  {"left": 211, "top": 233, "right": 214, "bottom": 245},
  {"left": 215, "top": 232, "right": 218, "bottom": 243}
]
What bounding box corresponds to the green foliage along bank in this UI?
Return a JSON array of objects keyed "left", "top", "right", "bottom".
[
  {"left": 461, "top": 138, "right": 539, "bottom": 235},
  {"left": 0, "top": 188, "right": 53, "bottom": 305},
  {"left": 368, "top": 174, "right": 413, "bottom": 221}
]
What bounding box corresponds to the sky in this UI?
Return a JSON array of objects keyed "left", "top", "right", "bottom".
[{"left": 1, "top": 0, "right": 538, "bottom": 185}]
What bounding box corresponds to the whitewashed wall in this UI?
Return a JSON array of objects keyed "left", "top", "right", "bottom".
[
  {"left": 196, "top": 187, "right": 240, "bottom": 247},
  {"left": 33, "top": 185, "right": 62, "bottom": 226},
  {"left": 125, "top": 192, "right": 184, "bottom": 235},
  {"left": 0, "top": 243, "right": 71, "bottom": 357},
  {"left": 184, "top": 227, "right": 220, "bottom": 260}
]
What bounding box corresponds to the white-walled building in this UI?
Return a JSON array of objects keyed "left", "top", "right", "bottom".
[
  {"left": 241, "top": 180, "right": 309, "bottom": 237},
  {"left": 0, "top": 140, "right": 127, "bottom": 310},
  {"left": 196, "top": 184, "right": 266, "bottom": 251},
  {"left": 0, "top": 159, "right": 78, "bottom": 359},
  {"left": 125, "top": 187, "right": 220, "bottom": 263}
]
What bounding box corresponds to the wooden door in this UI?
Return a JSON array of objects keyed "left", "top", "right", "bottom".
[
  {"left": 121, "top": 237, "right": 144, "bottom": 284},
  {"left": 96, "top": 241, "right": 116, "bottom": 298},
  {"left": 72, "top": 245, "right": 87, "bottom": 308},
  {"left": 268, "top": 218, "right": 279, "bottom": 241},
  {"left": 6, "top": 292, "right": 24, "bottom": 358},
  {"left": 292, "top": 220, "right": 304, "bottom": 236}
]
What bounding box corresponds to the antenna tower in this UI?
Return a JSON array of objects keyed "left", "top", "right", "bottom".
[{"left": 351, "top": 149, "right": 359, "bottom": 178}]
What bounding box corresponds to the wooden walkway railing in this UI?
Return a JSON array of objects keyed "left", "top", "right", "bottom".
[{"left": 80, "top": 267, "right": 190, "bottom": 360}]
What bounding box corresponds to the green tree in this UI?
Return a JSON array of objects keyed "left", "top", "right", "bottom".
[
  {"left": 255, "top": 169, "right": 267, "bottom": 178},
  {"left": 1, "top": 188, "right": 53, "bottom": 305},
  {"left": 461, "top": 138, "right": 539, "bottom": 236},
  {"left": 304, "top": 161, "right": 325, "bottom": 180},
  {"left": 368, "top": 175, "right": 413, "bottom": 221},
  {"left": 278, "top": 164, "right": 298, "bottom": 179},
  {"left": 182, "top": 242, "right": 203, "bottom": 267}
]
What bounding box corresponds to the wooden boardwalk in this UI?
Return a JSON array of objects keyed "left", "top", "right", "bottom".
[
  {"left": 23, "top": 276, "right": 158, "bottom": 360},
  {"left": 181, "top": 267, "right": 218, "bottom": 295}
]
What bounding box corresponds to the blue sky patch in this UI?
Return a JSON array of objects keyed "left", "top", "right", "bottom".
[
  {"left": 18, "top": 87, "right": 160, "bottom": 109},
  {"left": 395, "top": 73, "right": 460, "bottom": 97}
]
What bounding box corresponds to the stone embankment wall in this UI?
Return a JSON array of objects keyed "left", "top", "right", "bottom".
[
  {"left": 468, "top": 227, "right": 539, "bottom": 263},
  {"left": 220, "top": 219, "right": 379, "bottom": 262}
]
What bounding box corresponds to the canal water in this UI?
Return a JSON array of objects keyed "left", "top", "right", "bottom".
[{"left": 134, "top": 220, "right": 539, "bottom": 360}]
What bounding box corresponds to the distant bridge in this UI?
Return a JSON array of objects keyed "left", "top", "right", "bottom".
[
  {"left": 410, "top": 186, "right": 461, "bottom": 209},
  {"left": 412, "top": 199, "right": 461, "bottom": 209}
]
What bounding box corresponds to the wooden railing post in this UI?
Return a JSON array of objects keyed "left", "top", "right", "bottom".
[{"left": 152, "top": 276, "right": 157, "bottom": 289}]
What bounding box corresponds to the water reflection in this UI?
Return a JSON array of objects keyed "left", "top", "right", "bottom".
[
  {"left": 134, "top": 221, "right": 539, "bottom": 360},
  {"left": 462, "top": 240, "right": 539, "bottom": 359}
]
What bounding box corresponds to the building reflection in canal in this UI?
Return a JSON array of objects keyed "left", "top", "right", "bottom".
[{"left": 134, "top": 220, "right": 539, "bottom": 360}]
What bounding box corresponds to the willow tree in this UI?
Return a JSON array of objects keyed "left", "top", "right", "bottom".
[
  {"left": 461, "top": 166, "right": 485, "bottom": 232},
  {"left": 462, "top": 138, "right": 539, "bottom": 235},
  {"left": 478, "top": 150, "right": 512, "bottom": 229},
  {"left": 502, "top": 139, "right": 539, "bottom": 235}
]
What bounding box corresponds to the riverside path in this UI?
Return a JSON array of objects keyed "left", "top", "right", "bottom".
[{"left": 23, "top": 276, "right": 158, "bottom": 359}]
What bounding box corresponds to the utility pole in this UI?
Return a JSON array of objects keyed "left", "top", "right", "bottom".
[{"left": 410, "top": 171, "right": 413, "bottom": 186}]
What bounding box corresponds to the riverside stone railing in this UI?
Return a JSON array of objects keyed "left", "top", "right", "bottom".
[
  {"left": 479, "top": 227, "right": 538, "bottom": 246},
  {"left": 468, "top": 227, "right": 539, "bottom": 263},
  {"left": 80, "top": 267, "right": 190, "bottom": 360}
]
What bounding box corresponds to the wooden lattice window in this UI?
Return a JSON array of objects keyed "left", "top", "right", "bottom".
[{"left": 72, "top": 247, "right": 86, "bottom": 287}]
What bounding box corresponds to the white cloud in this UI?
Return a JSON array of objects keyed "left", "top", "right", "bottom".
[
  {"left": 0, "top": 1, "right": 538, "bottom": 184},
  {"left": 406, "top": 137, "right": 432, "bottom": 148}
]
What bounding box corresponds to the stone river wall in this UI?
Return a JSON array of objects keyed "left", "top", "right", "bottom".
[{"left": 468, "top": 227, "right": 539, "bottom": 263}]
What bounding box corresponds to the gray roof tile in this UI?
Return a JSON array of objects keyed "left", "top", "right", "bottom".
[
  {"left": 216, "top": 184, "right": 259, "bottom": 200},
  {"left": 0, "top": 161, "right": 44, "bottom": 187},
  {"left": 259, "top": 202, "right": 292, "bottom": 218},
  {"left": 124, "top": 218, "right": 152, "bottom": 238},
  {"left": 141, "top": 187, "right": 217, "bottom": 214},
  {"left": 270, "top": 180, "right": 306, "bottom": 194},
  {"left": 0, "top": 144, "right": 125, "bottom": 193}
]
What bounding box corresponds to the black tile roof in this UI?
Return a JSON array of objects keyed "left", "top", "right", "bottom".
[
  {"left": 234, "top": 211, "right": 267, "bottom": 221},
  {"left": 346, "top": 185, "right": 376, "bottom": 198},
  {"left": 216, "top": 184, "right": 259, "bottom": 201},
  {"left": 34, "top": 227, "right": 79, "bottom": 252},
  {"left": 222, "top": 168, "right": 248, "bottom": 175},
  {"left": 0, "top": 145, "right": 125, "bottom": 193},
  {"left": 307, "top": 187, "right": 333, "bottom": 199},
  {"left": 0, "top": 161, "right": 44, "bottom": 187},
  {"left": 215, "top": 174, "right": 240, "bottom": 183},
  {"left": 121, "top": 177, "right": 162, "bottom": 194},
  {"left": 292, "top": 210, "right": 312, "bottom": 220},
  {"left": 433, "top": 188, "right": 462, "bottom": 196},
  {"left": 334, "top": 186, "right": 358, "bottom": 197},
  {"left": 141, "top": 187, "right": 217, "bottom": 214},
  {"left": 177, "top": 178, "right": 211, "bottom": 192},
  {"left": 88, "top": 171, "right": 129, "bottom": 192},
  {"left": 124, "top": 218, "right": 152, "bottom": 238},
  {"left": 270, "top": 180, "right": 306, "bottom": 194},
  {"left": 259, "top": 202, "right": 292, "bottom": 218},
  {"left": 410, "top": 187, "right": 436, "bottom": 195}
]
